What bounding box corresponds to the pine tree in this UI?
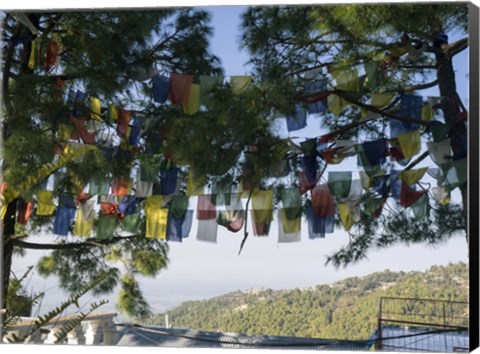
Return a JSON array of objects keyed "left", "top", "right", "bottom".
[
  {"left": 1, "top": 9, "right": 222, "bottom": 318},
  {"left": 239, "top": 3, "right": 470, "bottom": 266}
]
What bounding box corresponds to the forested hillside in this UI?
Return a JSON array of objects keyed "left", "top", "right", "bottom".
[{"left": 145, "top": 263, "right": 468, "bottom": 340}]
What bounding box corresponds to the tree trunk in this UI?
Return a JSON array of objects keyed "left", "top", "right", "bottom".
[
  {"left": 2, "top": 200, "right": 17, "bottom": 302},
  {"left": 433, "top": 34, "right": 468, "bottom": 231}
]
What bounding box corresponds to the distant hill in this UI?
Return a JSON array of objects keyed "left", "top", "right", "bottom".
[{"left": 144, "top": 263, "right": 469, "bottom": 340}]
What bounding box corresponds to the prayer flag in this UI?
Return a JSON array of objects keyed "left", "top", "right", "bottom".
[
  {"left": 182, "top": 83, "right": 201, "bottom": 115},
  {"left": 230, "top": 76, "right": 252, "bottom": 95},
  {"left": 145, "top": 195, "right": 168, "bottom": 239},
  {"left": 170, "top": 73, "right": 193, "bottom": 105},
  {"left": 152, "top": 75, "right": 170, "bottom": 103}
]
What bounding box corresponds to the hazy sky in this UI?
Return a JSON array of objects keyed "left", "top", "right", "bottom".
[{"left": 10, "top": 4, "right": 471, "bottom": 320}]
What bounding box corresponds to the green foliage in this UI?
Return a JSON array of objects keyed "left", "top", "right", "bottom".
[
  {"left": 4, "top": 273, "right": 109, "bottom": 343},
  {"left": 240, "top": 3, "right": 469, "bottom": 267},
  {"left": 117, "top": 275, "right": 151, "bottom": 319},
  {"left": 2, "top": 8, "right": 219, "bottom": 318},
  {"left": 144, "top": 263, "right": 468, "bottom": 340}
]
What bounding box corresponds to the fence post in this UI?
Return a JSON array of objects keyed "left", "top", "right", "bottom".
[{"left": 376, "top": 297, "right": 383, "bottom": 350}]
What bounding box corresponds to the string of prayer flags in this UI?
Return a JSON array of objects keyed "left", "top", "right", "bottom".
[
  {"left": 197, "top": 194, "right": 217, "bottom": 220},
  {"left": 311, "top": 183, "right": 336, "bottom": 217},
  {"left": 182, "top": 83, "right": 201, "bottom": 115},
  {"left": 230, "top": 76, "right": 252, "bottom": 95},
  {"left": 196, "top": 218, "right": 218, "bottom": 243},
  {"left": 96, "top": 214, "right": 117, "bottom": 239},
  {"left": 17, "top": 199, "right": 35, "bottom": 225},
  {"left": 167, "top": 210, "right": 194, "bottom": 242},
  {"left": 152, "top": 75, "right": 170, "bottom": 103},
  {"left": 286, "top": 104, "right": 307, "bottom": 132},
  {"left": 36, "top": 190, "right": 56, "bottom": 216},
  {"left": 328, "top": 171, "right": 352, "bottom": 199},
  {"left": 117, "top": 108, "right": 131, "bottom": 138},
  {"left": 396, "top": 130, "right": 421, "bottom": 159},
  {"left": 400, "top": 181, "right": 428, "bottom": 208},
  {"left": 411, "top": 194, "right": 429, "bottom": 220},
  {"left": 252, "top": 190, "right": 274, "bottom": 223},
  {"left": 364, "top": 196, "right": 386, "bottom": 218},
  {"left": 400, "top": 167, "right": 428, "bottom": 185},
  {"left": 145, "top": 195, "right": 168, "bottom": 239},
  {"left": 53, "top": 206, "right": 76, "bottom": 236},
  {"left": 304, "top": 79, "right": 328, "bottom": 114},
  {"left": 278, "top": 209, "right": 301, "bottom": 243},
  {"left": 170, "top": 73, "right": 193, "bottom": 105}
]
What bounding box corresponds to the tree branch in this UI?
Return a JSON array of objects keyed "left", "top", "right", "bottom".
[
  {"left": 10, "top": 235, "right": 142, "bottom": 250},
  {"left": 447, "top": 37, "right": 468, "bottom": 57},
  {"left": 384, "top": 79, "right": 439, "bottom": 93}
]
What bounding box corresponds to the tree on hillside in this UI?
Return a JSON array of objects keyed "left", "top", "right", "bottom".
[
  {"left": 239, "top": 3, "right": 470, "bottom": 266},
  {"left": 1, "top": 9, "right": 222, "bottom": 318}
]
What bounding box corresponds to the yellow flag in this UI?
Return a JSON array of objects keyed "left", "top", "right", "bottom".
[
  {"left": 421, "top": 104, "right": 433, "bottom": 131},
  {"left": 280, "top": 208, "right": 301, "bottom": 233},
  {"left": 108, "top": 104, "right": 118, "bottom": 121},
  {"left": 338, "top": 203, "right": 353, "bottom": 231},
  {"left": 90, "top": 97, "right": 102, "bottom": 121},
  {"left": 145, "top": 195, "right": 168, "bottom": 239},
  {"left": 252, "top": 190, "right": 274, "bottom": 223},
  {"left": 400, "top": 167, "right": 428, "bottom": 185},
  {"left": 230, "top": 76, "right": 252, "bottom": 95},
  {"left": 28, "top": 39, "right": 37, "bottom": 69},
  {"left": 331, "top": 68, "right": 359, "bottom": 92},
  {"left": 183, "top": 84, "right": 201, "bottom": 115},
  {"left": 36, "top": 190, "right": 56, "bottom": 216},
  {"left": 74, "top": 207, "right": 94, "bottom": 237},
  {"left": 186, "top": 170, "right": 205, "bottom": 196},
  {"left": 396, "top": 130, "right": 421, "bottom": 159},
  {"left": 327, "top": 94, "right": 349, "bottom": 116},
  {"left": 371, "top": 93, "right": 395, "bottom": 108}
]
